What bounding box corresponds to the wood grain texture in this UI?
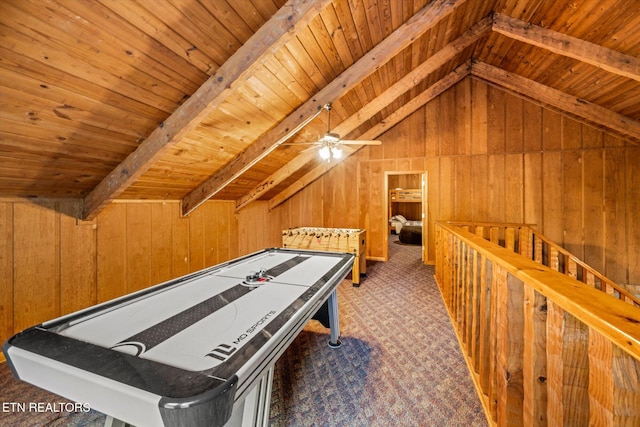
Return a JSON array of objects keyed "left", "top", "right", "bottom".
[
  {"left": 0, "top": 203, "right": 14, "bottom": 355},
  {"left": 60, "top": 200, "right": 97, "bottom": 315},
  {"left": 523, "top": 286, "right": 547, "bottom": 427},
  {"left": 13, "top": 202, "right": 60, "bottom": 331},
  {"left": 496, "top": 272, "right": 524, "bottom": 426},
  {"left": 83, "top": 0, "right": 333, "bottom": 219},
  {"left": 182, "top": 0, "right": 468, "bottom": 215},
  {"left": 96, "top": 203, "right": 127, "bottom": 303},
  {"left": 493, "top": 13, "right": 640, "bottom": 82}
]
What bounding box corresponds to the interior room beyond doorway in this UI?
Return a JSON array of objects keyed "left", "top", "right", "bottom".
[{"left": 385, "top": 171, "right": 425, "bottom": 262}]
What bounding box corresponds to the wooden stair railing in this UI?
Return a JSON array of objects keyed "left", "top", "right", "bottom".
[
  {"left": 435, "top": 221, "right": 640, "bottom": 426},
  {"left": 446, "top": 222, "right": 640, "bottom": 308}
]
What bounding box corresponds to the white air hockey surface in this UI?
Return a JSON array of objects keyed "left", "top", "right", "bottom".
[
  {"left": 3, "top": 248, "right": 354, "bottom": 427},
  {"left": 58, "top": 251, "right": 341, "bottom": 371}
]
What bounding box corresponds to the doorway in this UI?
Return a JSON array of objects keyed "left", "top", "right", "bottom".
[{"left": 383, "top": 171, "right": 427, "bottom": 263}]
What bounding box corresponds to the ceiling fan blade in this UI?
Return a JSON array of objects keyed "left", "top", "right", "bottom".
[
  {"left": 281, "top": 142, "right": 321, "bottom": 146},
  {"left": 299, "top": 145, "right": 320, "bottom": 153},
  {"left": 339, "top": 140, "right": 382, "bottom": 145}
]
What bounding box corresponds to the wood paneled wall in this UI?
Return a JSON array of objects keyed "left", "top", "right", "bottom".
[
  {"left": 274, "top": 77, "right": 639, "bottom": 291},
  {"left": 0, "top": 199, "right": 284, "bottom": 360},
  {"left": 424, "top": 77, "right": 639, "bottom": 287}
]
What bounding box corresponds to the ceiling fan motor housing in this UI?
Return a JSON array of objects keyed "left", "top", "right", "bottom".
[{"left": 320, "top": 132, "right": 341, "bottom": 143}]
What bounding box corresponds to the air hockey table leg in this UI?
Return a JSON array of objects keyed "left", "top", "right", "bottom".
[
  {"left": 327, "top": 290, "right": 341, "bottom": 348},
  {"left": 225, "top": 366, "right": 274, "bottom": 427}
]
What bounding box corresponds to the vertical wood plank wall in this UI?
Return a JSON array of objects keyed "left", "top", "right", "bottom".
[
  {"left": 273, "top": 77, "right": 639, "bottom": 291},
  {"left": 0, "top": 199, "right": 284, "bottom": 360}
]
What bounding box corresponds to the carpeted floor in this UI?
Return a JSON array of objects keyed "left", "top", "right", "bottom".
[{"left": 0, "top": 235, "right": 487, "bottom": 426}]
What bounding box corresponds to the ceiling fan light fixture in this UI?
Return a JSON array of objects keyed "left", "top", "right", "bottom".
[
  {"left": 331, "top": 147, "right": 342, "bottom": 159},
  {"left": 319, "top": 146, "right": 331, "bottom": 160}
]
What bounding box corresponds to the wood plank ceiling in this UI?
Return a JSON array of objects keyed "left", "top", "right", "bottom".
[{"left": 0, "top": 0, "right": 638, "bottom": 219}]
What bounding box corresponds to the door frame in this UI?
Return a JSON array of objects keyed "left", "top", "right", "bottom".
[{"left": 383, "top": 170, "right": 428, "bottom": 262}]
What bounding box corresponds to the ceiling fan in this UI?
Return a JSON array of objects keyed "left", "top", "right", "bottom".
[{"left": 284, "top": 103, "right": 381, "bottom": 161}]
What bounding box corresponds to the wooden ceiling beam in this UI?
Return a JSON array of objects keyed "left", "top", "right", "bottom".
[
  {"left": 492, "top": 13, "right": 640, "bottom": 82},
  {"left": 181, "top": 0, "right": 469, "bottom": 216},
  {"left": 268, "top": 62, "right": 472, "bottom": 210},
  {"left": 471, "top": 61, "right": 640, "bottom": 142},
  {"left": 235, "top": 16, "right": 491, "bottom": 212},
  {"left": 81, "top": 0, "right": 333, "bottom": 220}
]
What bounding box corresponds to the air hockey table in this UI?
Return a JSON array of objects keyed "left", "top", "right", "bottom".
[{"left": 3, "top": 248, "right": 354, "bottom": 427}]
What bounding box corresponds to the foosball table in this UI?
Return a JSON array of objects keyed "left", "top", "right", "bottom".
[{"left": 282, "top": 227, "right": 366, "bottom": 286}]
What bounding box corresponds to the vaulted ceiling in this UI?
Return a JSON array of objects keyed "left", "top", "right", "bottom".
[{"left": 1, "top": 0, "right": 638, "bottom": 220}]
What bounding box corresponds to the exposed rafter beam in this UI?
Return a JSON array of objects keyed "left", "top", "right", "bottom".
[
  {"left": 235, "top": 16, "right": 491, "bottom": 212},
  {"left": 471, "top": 61, "right": 640, "bottom": 142},
  {"left": 492, "top": 13, "right": 640, "bottom": 82},
  {"left": 268, "top": 62, "right": 472, "bottom": 210},
  {"left": 81, "top": 0, "right": 333, "bottom": 220},
  {"left": 333, "top": 16, "right": 491, "bottom": 138},
  {"left": 181, "top": 0, "right": 469, "bottom": 216},
  {"left": 234, "top": 149, "right": 318, "bottom": 212}
]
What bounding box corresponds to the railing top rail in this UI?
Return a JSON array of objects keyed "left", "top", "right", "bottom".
[
  {"left": 437, "top": 221, "right": 640, "bottom": 361},
  {"left": 445, "top": 221, "right": 536, "bottom": 228},
  {"left": 444, "top": 221, "right": 639, "bottom": 306}
]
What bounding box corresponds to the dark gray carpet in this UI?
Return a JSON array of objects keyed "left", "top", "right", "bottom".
[{"left": 0, "top": 236, "right": 487, "bottom": 426}]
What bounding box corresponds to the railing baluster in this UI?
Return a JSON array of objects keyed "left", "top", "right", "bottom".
[
  {"left": 567, "top": 258, "right": 578, "bottom": 279},
  {"left": 490, "top": 226, "right": 500, "bottom": 245},
  {"left": 479, "top": 258, "right": 492, "bottom": 393},
  {"left": 584, "top": 269, "right": 595, "bottom": 287},
  {"left": 534, "top": 235, "right": 543, "bottom": 263},
  {"left": 505, "top": 227, "right": 515, "bottom": 251},
  {"left": 549, "top": 246, "right": 560, "bottom": 272},
  {"left": 523, "top": 286, "right": 548, "bottom": 427},
  {"left": 471, "top": 250, "right": 482, "bottom": 372},
  {"left": 496, "top": 271, "right": 524, "bottom": 426},
  {"left": 546, "top": 301, "right": 590, "bottom": 426},
  {"left": 488, "top": 261, "right": 500, "bottom": 421}
]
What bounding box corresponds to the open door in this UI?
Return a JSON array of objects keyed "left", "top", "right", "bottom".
[{"left": 384, "top": 171, "right": 426, "bottom": 262}]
